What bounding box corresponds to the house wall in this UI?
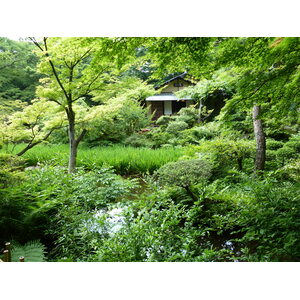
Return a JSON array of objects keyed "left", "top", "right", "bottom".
[
  {"left": 161, "top": 78, "right": 191, "bottom": 93},
  {"left": 164, "top": 101, "right": 172, "bottom": 115},
  {"left": 147, "top": 101, "right": 164, "bottom": 120},
  {"left": 186, "top": 100, "right": 194, "bottom": 107},
  {"left": 146, "top": 77, "right": 195, "bottom": 121}
]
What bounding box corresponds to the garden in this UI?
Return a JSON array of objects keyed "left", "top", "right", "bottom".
[{"left": 0, "top": 37, "right": 299, "bottom": 262}]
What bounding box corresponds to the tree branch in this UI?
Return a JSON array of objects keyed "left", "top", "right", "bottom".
[
  {"left": 16, "top": 126, "right": 60, "bottom": 156},
  {"left": 75, "top": 129, "right": 87, "bottom": 147},
  {"left": 31, "top": 37, "right": 71, "bottom": 102}
]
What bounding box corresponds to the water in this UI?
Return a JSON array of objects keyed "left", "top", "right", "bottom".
[{"left": 86, "top": 206, "right": 127, "bottom": 235}]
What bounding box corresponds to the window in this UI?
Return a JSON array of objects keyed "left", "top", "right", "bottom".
[{"left": 174, "top": 82, "right": 184, "bottom": 87}]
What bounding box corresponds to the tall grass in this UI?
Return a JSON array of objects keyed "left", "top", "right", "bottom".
[{"left": 2, "top": 144, "right": 183, "bottom": 174}]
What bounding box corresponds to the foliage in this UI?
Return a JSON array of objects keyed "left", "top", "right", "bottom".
[
  {"left": 156, "top": 159, "right": 212, "bottom": 189},
  {"left": 124, "top": 133, "right": 154, "bottom": 148},
  {"left": 142, "top": 37, "right": 214, "bottom": 78},
  {"left": 0, "top": 164, "right": 138, "bottom": 255},
  {"left": 165, "top": 121, "right": 189, "bottom": 134},
  {"left": 274, "top": 158, "right": 300, "bottom": 183},
  {"left": 0, "top": 153, "right": 25, "bottom": 188},
  {"left": 155, "top": 115, "right": 174, "bottom": 127},
  {"left": 0, "top": 99, "right": 64, "bottom": 155},
  {"left": 215, "top": 38, "right": 300, "bottom": 119},
  {"left": 176, "top": 69, "right": 235, "bottom": 122},
  {"left": 236, "top": 180, "right": 300, "bottom": 261},
  {"left": 44, "top": 167, "right": 138, "bottom": 260},
  {"left": 91, "top": 76, "right": 155, "bottom": 104},
  {"left": 11, "top": 240, "right": 46, "bottom": 262},
  {"left": 184, "top": 138, "right": 255, "bottom": 173},
  {"left": 116, "top": 178, "right": 299, "bottom": 262},
  {"left": 1, "top": 37, "right": 299, "bottom": 263},
  {"left": 33, "top": 37, "right": 131, "bottom": 172},
  {"left": 2, "top": 144, "right": 182, "bottom": 175},
  {"left": 175, "top": 107, "right": 199, "bottom": 126},
  {"left": 0, "top": 38, "right": 40, "bottom": 106},
  {"left": 84, "top": 97, "right": 151, "bottom": 146},
  {"left": 266, "top": 134, "right": 300, "bottom": 169},
  {"left": 93, "top": 187, "right": 237, "bottom": 262}
]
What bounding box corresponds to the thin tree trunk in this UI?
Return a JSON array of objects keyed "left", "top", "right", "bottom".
[
  {"left": 198, "top": 99, "right": 203, "bottom": 123},
  {"left": 68, "top": 110, "right": 77, "bottom": 173},
  {"left": 252, "top": 105, "right": 266, "bottom": 171},
  {"left": 67, "top": 109, "right": 87, "bottom": 173}
]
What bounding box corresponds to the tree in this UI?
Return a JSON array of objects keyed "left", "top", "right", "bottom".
[
  {"left": 252, "top": 105, "right": 266, "bottom": 171},
  {"left": 30, "top": 37, "right": 119, "bottom": 172},
  {"left": 176, "top": 68, "right": 236, "bottom": 122},
  {"left": 213, "top": 37, "right": 300, "bottom": 171},
  {"left": 0, "top": 38, "right": 40, "bottom": 105},
  {"left": 0, "top": 99, "right": 64, "bottom": 155},
  {"left": 84, "top": 76, "right": 154, "bottom": 144},
  {"left": 145, "top": 37, "right": 300, "bottom": 171}
]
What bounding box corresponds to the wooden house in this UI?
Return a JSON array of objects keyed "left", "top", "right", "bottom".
[{"left": 145, "top": 73, "right": 195, "bottom": 120}]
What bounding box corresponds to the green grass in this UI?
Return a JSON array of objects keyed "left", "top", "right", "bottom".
[{"left": 2, "top": 144, "right": 183, "bottom": 174}]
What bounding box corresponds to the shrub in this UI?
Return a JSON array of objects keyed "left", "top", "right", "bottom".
[
  {"left": 146, "top": 129, "right": 174, "bottom": 148},
  {"left": 94, "top": 189, "right": 236, "bottom": 262},
  {"left": 176, "top": 107, "right": 198, "bottom": 127},
  {"left": 274, "top": 158, "right": 300, "bottom": 182},
  {"left": 266, "top": 139, "right": 284, "bottom": 150},
  {"left": 185, "top": 138, "right": 255, "bottom": 174},
  {"left": 0, "top": 164, "right": 138, "bottom": 253},
  {"left": 156, "top": 159, "right": 212, "bottom": 188},
  {"left": 124, "top": 133, "right": 154, "bottom": 148},
  {"left": 43, "top": 167, "right": 139, "bottom": 260},
  {"left": 155, "top": 159, "right": 213, "bottom": 202},
  {"left": 237, "top": 181, "right": 300, "bottom": 261},
  {"left": 0, "top": 153, "right": 26, "bottom": 188},
  {"left": 165, "top": 121, "right": 189, "bottom": 134},
  {"left": 156, "top": 115, "right": 174, "bottom": 127}
]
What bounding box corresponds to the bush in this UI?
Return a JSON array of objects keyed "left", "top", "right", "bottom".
[
  {"left": 156, "top": 159, "right": 212, "bottom": 189},
  {"left": 165, "top": 121, "right": 189, "bottom": 134},
  {"left": 93, "top": 188, "right": 237, "bottom": 262},
  {"left": 185, "top": 138, "right": 255, "bottom": 174},
  {"left": 124, "top": 133, "right": 154, "bottom": 148},
  {"left": 274, "top": 158, "right": 300, "bottom": 182},
  {"left": 0, "top": 164, "right": 138, "bottom": 254},
  {"left": 0, "top": 153, "right": 26, "bottom": 188},
  {"left": 266, "top": 139, "right": 284, "bottom": 150},
  {"left": 84, "top": 99, "right": 151, "bottom": 146},
  {"left": 176, "top": 107, "right": 198, "bottom": 127},
  {"left": 237, "top": 181, "right": 300, "bottom": 261},
  {"left": 42, "top": 166, "right": 139, "bottom": 260},
  {"left": 156, "top": 115, "right": 174, "bottom": 127}
]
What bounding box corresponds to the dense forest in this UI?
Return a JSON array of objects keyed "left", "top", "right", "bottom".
[{"left": 0, "top": 37, "right": 299, "bottom": 262}]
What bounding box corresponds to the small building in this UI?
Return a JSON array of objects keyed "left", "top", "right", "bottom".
[{"left": 145, "top": 73, "right": 195, "bottom": 120}]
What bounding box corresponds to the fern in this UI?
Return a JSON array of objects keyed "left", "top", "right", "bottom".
[{"left": 11, "top": 240, "right": 46, "bottom": 262}]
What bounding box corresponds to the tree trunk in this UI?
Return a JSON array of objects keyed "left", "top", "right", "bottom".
[
  {"left": 198, "top": 99, "right": 203, "bottom": 123},
  {"left": 252, "top": 105, "right": 266, "bottom": 171},
  {"left": 67, "top": 109, "right": 87, "bottom": 173},
  {"left": 68, "top": 110, "right": 77, "bottom": 173}
]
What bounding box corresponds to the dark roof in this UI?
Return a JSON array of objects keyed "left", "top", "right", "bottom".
[{"left": 155, "top": 72, "right": 195, "bottom": 90}]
